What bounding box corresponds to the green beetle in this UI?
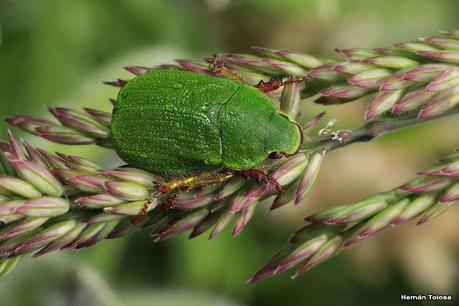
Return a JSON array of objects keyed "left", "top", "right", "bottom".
[
  {"left": 111, "top": 69, "right": 303, "bottom": 175},
  {"left": 111, "top": 68, "right": 303, "bottom": 223}
]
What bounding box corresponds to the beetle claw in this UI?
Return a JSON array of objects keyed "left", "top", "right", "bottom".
[{"left": 268, "top": 176, "right": 285, "bottom": 193}]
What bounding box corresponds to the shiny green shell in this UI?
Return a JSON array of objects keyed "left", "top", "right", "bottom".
[{"left": 111, "top": 69, "right": 302, "bottom": 175}]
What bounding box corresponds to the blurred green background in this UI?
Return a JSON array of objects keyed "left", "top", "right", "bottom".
[{"left": 0, "top": 1, "right": 458, "bottom": 305}]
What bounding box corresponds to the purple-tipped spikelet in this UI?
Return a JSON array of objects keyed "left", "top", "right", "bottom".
[{"left": 252, "top": 150, "right": 458, "bottom": 282}]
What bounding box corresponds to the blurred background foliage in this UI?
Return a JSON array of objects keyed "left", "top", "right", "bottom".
[{"left": 0, "top": 0, "right": 458, "bottom": 305}]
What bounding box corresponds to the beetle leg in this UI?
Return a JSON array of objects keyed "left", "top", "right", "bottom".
[
  {"left": 163, "top": 192, "right": 179, "bottom": 212},
  {"left": 236, "top": 169, "right": 268, "bottom": 183},
  {"left": 132, "top": 171, "right": 235, "bottom": 224},
  {"left": 268, "top": 175, "right": 285, "bottom": 193},
  {"left": 131, "top": 190, "right": 163, "bottom": 225},
  {"left": 205, "top": 55, "right": 247, "bottom": 84},
  {"left": 236, "top": 169, "right": 284, "bottom": 193},
  {"left": 180, "top": 171, "right": 235, "bottom": 190},
  {"left": 269, "top": 151, "right": 297, "bottom": 159},
  {"left": 131, "top": 181, "right": 176, "bottom": 224},
  {"left": 256, "top": 76, "right": 305, "bottom": 93}
]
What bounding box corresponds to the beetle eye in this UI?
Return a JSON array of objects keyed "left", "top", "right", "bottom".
[{"left": 268, "top": 152, "right": 282, "bottom": 159}]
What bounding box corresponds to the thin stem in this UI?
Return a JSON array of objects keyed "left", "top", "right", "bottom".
[{"left": 301, "top": 106, "right": 459, "bottom": 153}]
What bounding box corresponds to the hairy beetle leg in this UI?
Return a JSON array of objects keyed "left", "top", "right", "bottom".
[
  {"left": 205, "top": 55, "right": 247, "bottom": 84},
  {"left": 132, "top": 172, "right": 235, "bottom": 224},
  {"left": 236, "top": 169, "right": 284, "bottom": 193},
  {"left": 131, "top": 190, "right": 164, "bottom": 225},
  {"left": 131, "top": 181, "right": 174, "bottom": 224},
  {"left": 163, "top": 192, "right": 179, "bottom": 212},
  {"left": 256, "top": 76, "right": 305, "bottom": 93}
]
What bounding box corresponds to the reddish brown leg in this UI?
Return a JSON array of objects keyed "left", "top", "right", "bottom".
[
  {"left": 131, "top": 192, "right": 160, "bottom": 225},
  {"left": 163, "top": 192, "right": 179, "bottom": 212},
  {"left": 205, "top": 55, "right": 246, "bottom": 84},
  {"left": 237, "top": 169, "right": 284, "bottom": 193},
  {"left": 269, "top": 151, "right": 297, "bottom": 159},
  {"left": 131, "top": 182, "right": 172, "bottom": 225},
  {"left": 256, "top": 76, "right": 305, "bottom": 93},
  {"left": 132, "top": 171, "right": 235, "bottom": 224}
]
